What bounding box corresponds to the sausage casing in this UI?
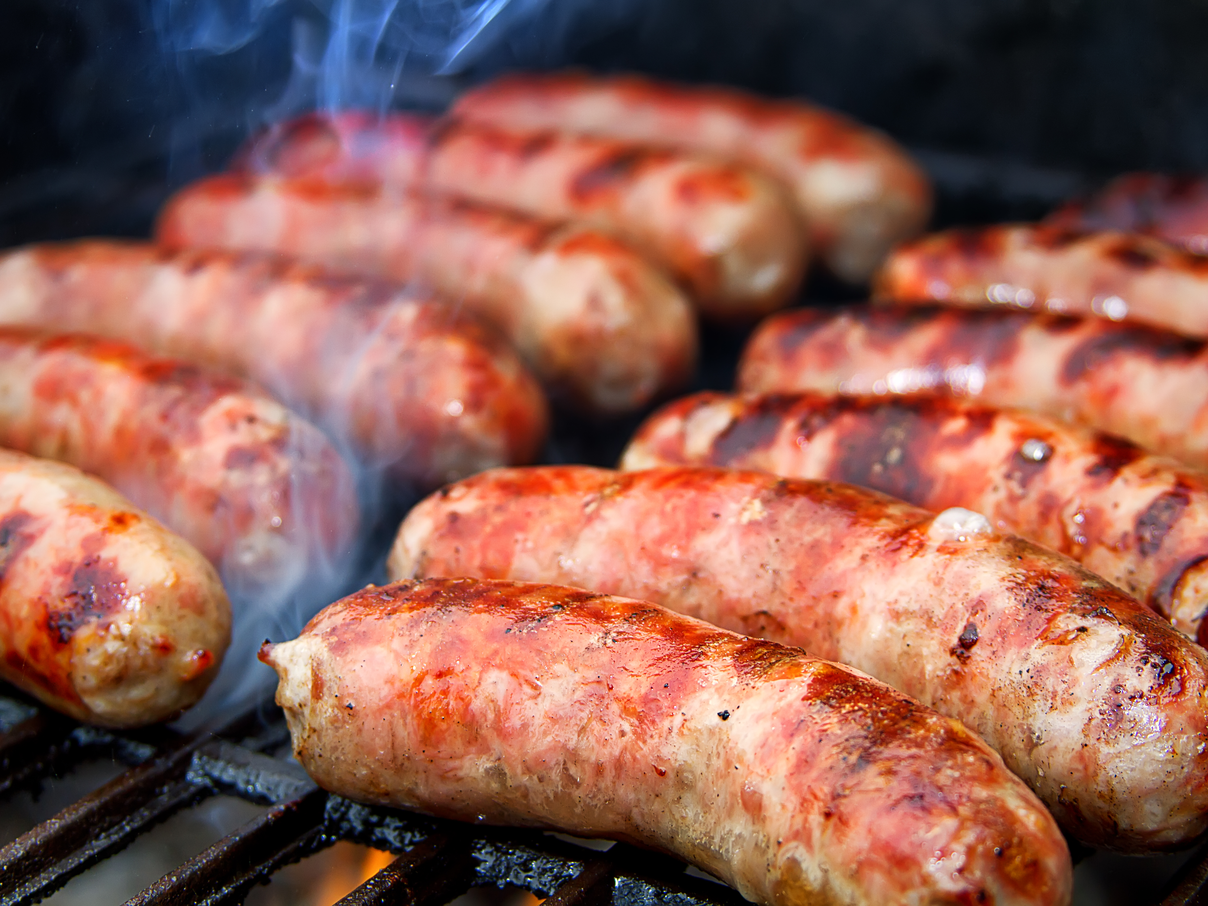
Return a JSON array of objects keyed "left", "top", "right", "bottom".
[
  {"left": 1046, "top": 173, "right": 1208, "bottom": 254},
  {"left": 155, "top": 177, "right": 694, "bottom": 415},
  {"left": 621, "top": 390, "right": 1208, "bottom": 642},
  {"left": 0, "top": 240, "right": 548, "bottom": 485},
  {"left": 874, "top": 223, "right": 1208, "bottom": 337},
  {"left": 0, "top": 450, "right": 229, "bottom": 727},
  {"left": 390, "top": 465, "right": 1208, "bottom": 851},
  {"left": 239, "top": 111, "right": 808, "bottom": 321},
  {"left": 738, "top": 303, "right": 1208, "bottom": 472},
  {"left": 261, "top": 577, "right": 1072, "bottom": 906},
  {"left": 0, "top": 329, "right": 359, "bottom": 599},
  {"left": 451, "top": 71, "right": 933, "bottom": 284}
]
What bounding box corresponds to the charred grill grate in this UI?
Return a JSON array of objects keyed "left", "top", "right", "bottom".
[{"left": 0, "top": 687, "right": 753, "bottom": 906}]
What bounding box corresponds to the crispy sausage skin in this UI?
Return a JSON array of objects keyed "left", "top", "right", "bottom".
[
  {"left": 0, "top": 329, "right": 359, "bottom": 599},
  {"left": 451, "top": 71, "right": 933, "bottom": 284},
  {"left": 261, "top": 577, "right": 1072, "bottom": 906},
  {"left": 389, "top": 466, "right": 1208, "bottom": 852},
  {"left": 874, "top": 223, "right": 1208, "bottom": 338},
  {"left": 0, "top": 451, "right": 229, "bottom": 727},
  {"left": 0, "top": 240, "right": 547, "bottom": 484},
  {"left": 737, "top": 304, "right": 1208, "bottom": 472},
  {"left": 1046, "top": 173, "right": 1208, "bottom": 255},
  {"left": 155, "top": 177, "right": 694, "bottom": 415},
  {"left": 621, "top": 391, "right": 1208, "bottom": 642},
  {"left": 239, "top": 111, "right": 808, "bottom": 321}
]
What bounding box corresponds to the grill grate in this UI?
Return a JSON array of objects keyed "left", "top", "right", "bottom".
[
  {"left": 0, "top": 687, "right": 753, "bottom": 906},
  {"left": 2, "top": 686, "right": 1208, "bottom": 906}
]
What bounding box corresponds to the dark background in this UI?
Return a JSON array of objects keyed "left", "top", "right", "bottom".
[{"left": 2, "top": 0, "right": 1207, "bottom": 243}]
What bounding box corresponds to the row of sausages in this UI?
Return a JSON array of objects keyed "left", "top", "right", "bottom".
[
  {"left": 209, "top": 79, "right": 1208, "bottom": 906},
  {"left": 253, "top": 129, "right": 1208, "bottom": 905}
]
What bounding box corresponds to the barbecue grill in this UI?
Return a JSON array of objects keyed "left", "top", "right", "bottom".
[{"left": 5, "top": 1, "right": 1208, "bottom": 904}]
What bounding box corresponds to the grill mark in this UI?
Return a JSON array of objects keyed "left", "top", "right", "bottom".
[
  {"left": 937, "top": 310, "right": 1027, "bottom": 369},
  {"left": 709, "top": 397, "right": 799, "bottom": 464},
  {"left": 1084, "top": 434, "right": 1144, "bottom": 483},
  {"left": 571, "top": 148, "right": 655, "bottom": 201},
  {"left": 1135, "top": 485, "right": 1192, "bottom": 557},
  {"left": 830, "top": 404, "right": 937, "bottom": 503},
  {"left": 1061, "top": 329, "right": 1203, "bottom": 385},
  {"left": 0, "top": 511, "right": 41, "bottom": 583},
  {"left": 1030, "top": 225, "right": 1088, "bottom": 251},
  {"left": 1103, "top": 238, "right": 1162, "bottom": 270},
  {"left": 49, "top": 548, "right": 129, "bottom": 644}
]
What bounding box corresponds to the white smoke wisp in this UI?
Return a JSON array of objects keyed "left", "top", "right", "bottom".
[{"left": 155, "top": 0, "right": 555, "bottom": 121}]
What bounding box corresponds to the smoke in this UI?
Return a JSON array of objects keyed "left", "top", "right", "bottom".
[{"left": 154, "top": 0, "right": 555, "bottom": 118}]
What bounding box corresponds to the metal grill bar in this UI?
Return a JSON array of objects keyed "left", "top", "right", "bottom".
[
  {"left": 335, "top": 831, "right": 477, "bottom": 906},
  {"left": 125, "top": 786, "right": 329, "bottom": 906}
]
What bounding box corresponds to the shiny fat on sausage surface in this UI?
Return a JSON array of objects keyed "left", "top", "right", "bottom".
[
  {"left": 738, "top": 304, "right": 1208, "bottom": 472},
  {"left": 1046, "top": 173, "right": 1208, "bottom": 255},
  {"left": 261, "top": 577, "right": 1072, "bottom": 906},
  {"left": 621, "top": 390, "right": 1208, "bottom": 642},
  {"left": 239, "top": 111, "right": 808, "bottom": 321},
  {"left": 450, "top": 71, "right": 933, "bottom": 284},
  {"left": 0, "top": 240, "right": 548, "bottom": 485},
  {"left": 155, "top": 177, "right": 694, "bottom": 415},
  {"left": 874, "top": 223, "right": 1208, "bottom": 338},
  {"left": 389, "top": 465, "right": 1208, "bottom": 852},
  {"left": 0, "top": 329, "right": 359, "bottom": 600},
  {"left": 0, "top": 450, "right": 229, "bottom": 727}
]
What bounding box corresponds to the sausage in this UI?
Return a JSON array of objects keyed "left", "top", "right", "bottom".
[
  {"left": 0, "top": 240, "right": 548, "bottom": 484},
  {"left": 1046, "top": 173, "right": 1208, "bottom": 255},
  {"left": 155, "top": 176, "right": 695, "bottom": 415},
  {"left": 238, "top": 111, "right": 808, "bottom": 321},
  {"left": 0, "top": 450, "right": 229, "bottom": 727},
  {"left": 450, "top": 71, "right": 933, "bottom": 284},
  {"left": 874, "top": 223, "right": 1208, "bottom": 338},
  {"left": 388, "top": 465, "right": 1208, "bottom": 852},
  {"left": 261, "top": 577, "right": 1072, "bottom": 906},
  {"left": 737, "top": 303, "right": 1208, "bottom": 472},
  {"left": 0, "top": 329, "right": 359, "bottom": 600},
  {"left": 621, "top": 390, "right": 1208, "bottom": 642}
]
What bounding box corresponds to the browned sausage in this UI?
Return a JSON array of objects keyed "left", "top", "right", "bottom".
[
  {"left": 155, "top": 176, "right": 695, "bottom": 415},
  {"left": 738, "top": 304, "right": 1208, "bottom": 472},
  {"left": 0, "top": 329, "right": 359, "bottom": 600},
  {"left": 874, "top": 223, "right": 1208, "bottom": 337},
  {"left": 261, "top": 577, "right": 1072, "bottom": 906},
  {"left": 1046, "top": 173, "right": 1208, "bottom": 254},
  {"left": 451, "top": 71, "right": 933, "bottom": 283},
  {"left": 0, "top": 239, "right": 548, "bottom": 485},
  {"left": 620, "top": 390, "right": 1208, "bottom": 642},
  {"left": 389, "top": 465, "right": 1208, "bottom": 852},
  {"left": 239, "top": 111, "right": 808, "bottom": 321},
  {"left": 0, "top": 450, "right": 229, "bottom": 727}
]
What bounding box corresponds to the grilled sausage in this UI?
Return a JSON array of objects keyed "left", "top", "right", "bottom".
[
  {"left": 0, "top": 450, "right": 229, "bottom": 727},
  {"left": 0, "top": 240, "right": 547, "bottom": 484},
  {"left": 451, "top": 71, "right": 933, "bottom": 284},
  {"left": 620, "top": 391, "right": 1208, "bottom": 642},
  {"left": 261, "top": 577, "right": 1072, "bottom": 906},
  {"left": 389, "top": 465, "right": 1208, "bottom": 852},
  {"left": 239, "top": 111, "right": 808, "bottom": 321},
  {"left": 737, "top": 304, "right": 1208, "bottom": 472},
  {"left": 1046, "top": 173, "right": 1208, "bottom": 254},
  {"left": 874, "top": 223, "right": 1208, "bottom": 338},
  {"left": 155, "top": 177, "right": 694, "bottom": 415},
  {"left": 0, "top": 329, "right": 359, "bottom": 599}
]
